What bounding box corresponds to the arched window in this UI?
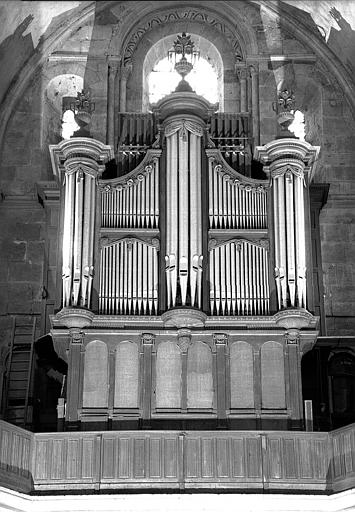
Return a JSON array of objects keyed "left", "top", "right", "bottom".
[
  {"left": 156, "top": 342, "right": 182, "bottom": 408},
  {"left": 148, "top": 56, "right": 218, "bottom": 105},
  {"left": 142, "top": 34, "right": 224, "bottom": 111},
  {"left": 187, "top": 341, "right": 213, "bottom": 408},
  {"left": 230, "top": 341, "right": 254, "bottom": 408},
  {"left": 114, "top": 342, "right": 139, "bottom": 408},
  {"left": 83, "top": 340, "right": 108, "bottom": 408},
  {"left": 261, "top": 341, "right": 286, "bottom": 409}
]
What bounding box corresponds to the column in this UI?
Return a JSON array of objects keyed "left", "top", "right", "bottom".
[
  {"left": 119, "top": 64, "right": 132, "bottom": 112},
  {"left": 141, "top": 333, "right": 155, "bottom": 427},
  {"left": 66, "top": 329, "right": 84, "bottom": 429},
  {"left": 250, "top": 63, "right": 260, "bottom": 145},
  {"left": 236, "top": 67, "right": 247, "bottom": 112},
  {"left": 214, "top": 333, "right": 228, "bottom": 427},
  {"left": 177, "top": 329, "right": 191, "bottom": 413},
  {"left": 106, "top": 56, "right": 120, "bottom": 149},
  {"left": 49, "top": 139, "right": 113, "bottom": 310},
  {"left": 285, "top": 330, "right": 303, "bottom": 429}
]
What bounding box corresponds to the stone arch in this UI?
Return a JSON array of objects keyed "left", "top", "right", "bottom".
[{"left": 124, "top": 13, "right": 240, "bottom": 112}]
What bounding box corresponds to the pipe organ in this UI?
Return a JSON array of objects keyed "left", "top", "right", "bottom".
[
  {"left": 47, "top": 32, "right": 322, "bottom": 435},
  {"left": 51, "top": 98, "right": 319, "bottom": 322}
]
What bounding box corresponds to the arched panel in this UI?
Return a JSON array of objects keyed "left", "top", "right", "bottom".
[
  {"left": 230, "top": 341, "right": 254, "bottom": 409},
  {"left": 114, "top": 342, "right": 139, "bottom": 408},
  {"left": 261, "top": 341, "right": 286, "bottom": 409},
  {"left": 187, "top": 342, "right": 213, "bottom": 409},
  {"left": 83, "top": 340, "right": 108, "bottom": 408},
  {"left": 156, "top": 342, "right": 182, "bottom": 408}
]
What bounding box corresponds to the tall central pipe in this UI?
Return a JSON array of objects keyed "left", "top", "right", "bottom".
[{"left": 164, "top": 117, "right": 204, "bottom": 308}]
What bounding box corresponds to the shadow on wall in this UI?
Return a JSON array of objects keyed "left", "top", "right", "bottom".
[
  {"left": 328, "top": 7, "right": 355, "bottom": 75},
  {"left": 0, "top": 14, "right": 34, "bottom": 105}
]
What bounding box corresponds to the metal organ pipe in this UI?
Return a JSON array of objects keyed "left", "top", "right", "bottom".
[
  {"left": 272, "top": 167, "right": 307, "bottom": 309},
  {"left": 62, "top": 168, "right": 98, "bottom": 309},
  {"left": 208, "top": 163, "right": 267, "bottom": 230},
  {"left": 99, "top": 238, "right": 159, "bottom": 315},
  {"left": 209, "top": 240, "right": 270, "bottom": 316},
  {"left": 164, "top": 120, "right": 204, "bottom": 309}
]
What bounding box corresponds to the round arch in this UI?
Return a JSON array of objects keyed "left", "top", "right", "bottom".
[{"left": 142, "top": 33, "right": 223, "bottom": 111}]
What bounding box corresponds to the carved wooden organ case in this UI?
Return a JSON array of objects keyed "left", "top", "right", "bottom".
[{"left": 49, "top": 89, "right": 320, "bottom": 430}]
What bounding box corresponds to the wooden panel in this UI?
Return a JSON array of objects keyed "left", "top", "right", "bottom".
[
  {"left": 261, "top": 341, "right": 286, "bottom": 409},
  {"left": 231, "top": 438, "right": 245, "bottom": 477},
  {"left": 83, "top": 341, "right": 109, "bottom": 408},
  {"left": 246, "top": 437, "right": 262, "bottom": 478},
  {"left": 187, "top": 342, "right": 213, "bottom": 409},
  {"left": 230, "top": 341, "right": 254, "bottom": 408},
  {"left": 267, "top": 438, "right": 282, "bottom": 479},
  {"left": 114, "top": 342, "right": 139, "bottom": 408},
  {"left": 201, "top": 438, "right": 214, "bottom": 477},
  {"left": 133, "top": 438, "right": 145, "bottom": 478},
  {"left": 67, "top": 438, "right": 81, "bottom": 478},
  {"left": 164, "top": 437, "right": 178, "bottom": 478},
  {"left": 102, "top": 437, "right": 115, "bottom": 479},
  {"left": 216, "top": 438, "right": 230, "bottom": 477},
  {"left": 118, "top": 437, "right": 131, "bottom": 478},
  {"left": 185, "top": 437, "right": 200, "bottom": 477},
  {"left": 82, "top": 438, "right": 95, "bottom": 479},
  {"left": 149, "top": 438, "right": 161, "bottom": 477},
  {"left": 156, "top": 342, "right": 182, "bottom": 408}
]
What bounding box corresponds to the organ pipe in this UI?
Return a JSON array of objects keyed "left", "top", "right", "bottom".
[
  {"left": 164, "top": 119, "right": 204, "bottom": 309},
  {"left": 99, "top": 238, "right": 159, "bottom": 315},
  {"left": 62, "top": 167, "right": 99, "bottom": 309},
  {"left": 272, "top": 167, "right": 307, "bottom": 309},
  {"left": 207, "top": 158, "right": 268, "bottom": 230},
  {"left": 209, "top": 239, "right": 270, "bottom": 316},
  {"left": 99, "top": 150, "right": 161, "bottom": 229}
]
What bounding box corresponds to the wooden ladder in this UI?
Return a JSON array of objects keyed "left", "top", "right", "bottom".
[{"left": 4, "top": 316, "right": 36, "bottom": 428}]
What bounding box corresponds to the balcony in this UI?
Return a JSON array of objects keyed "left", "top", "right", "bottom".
[{"left": 0, "top": 420, "right": 354, "bottom": 495}]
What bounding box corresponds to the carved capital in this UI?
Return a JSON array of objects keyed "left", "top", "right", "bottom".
[
  {"left": 141, "top": 333, "right": 155, "bottom": 346},
  {"left": 236, "top": 66, "right": 248, "bottom": 81},
  {"left": 120, "top": 64, "right": 132, "bottom": 81},
  {"left": 69, "top": 329, "right": 84, "bottom": 344},
  {"left": 213, "top": 333, "right": 228, "bottom": 346},
  {"left": 285, "top": 329, "right": 300, "bottom": 345},
  {"left": 177, "top": 329, "right": 191, "bottom": 353}
]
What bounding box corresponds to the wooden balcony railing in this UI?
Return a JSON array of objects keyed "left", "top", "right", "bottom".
[{"left": 0, "top": 420, "right": 354, "bottom": 494}]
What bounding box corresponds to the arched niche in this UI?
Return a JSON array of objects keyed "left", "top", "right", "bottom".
[
  {"left": 230, "top": 341, "right": 254, "bottom": 409},
  {"left": 156, "top": 341, "right": 182, "bottom": 408},
  {"left": 43, "top": 72, "right": 83, "bottom": 145},
  {"left": 187, "top": 341, "right": 213, "bottom": 409},
  {"left": 83, "top": 340, "right": 108, "bottom": 408},
  {"left": 142, "top": 34, "right": 223, "bottom": 111},
  {"left": 125, "top": 20, "right": 238, "bottom": 113},
  {"left": 261, "top": 341, "right": 286, "bottom": 409},
  {"left": 114, "top": 341, "right": 139, "bottom": 408}
]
